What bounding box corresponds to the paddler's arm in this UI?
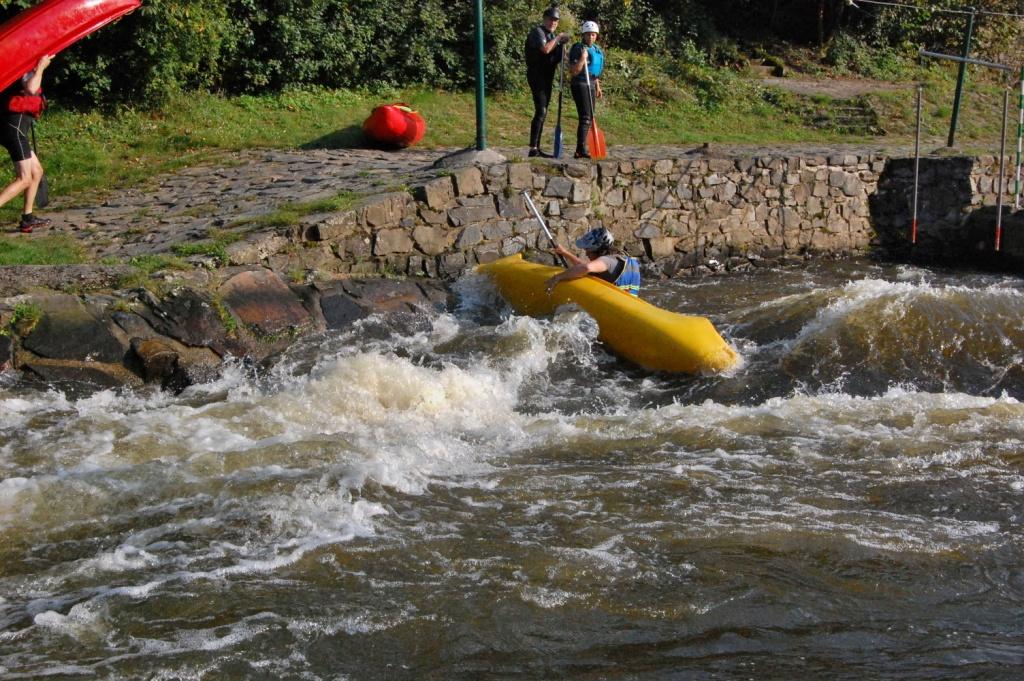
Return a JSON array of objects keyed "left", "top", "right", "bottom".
[
  {"left": 544, "top": 258, "right": 610, "bottom": 295},
  {"left": 25, "top": 55, "right": 52, "bottom": 94},
  {"left": 550, "top": 245, "right": 585, "bottom": 267}
]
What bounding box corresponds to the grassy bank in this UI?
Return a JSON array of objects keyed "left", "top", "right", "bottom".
[{"left": 0, "top": 51, "right": 1013, "bottom": 226}]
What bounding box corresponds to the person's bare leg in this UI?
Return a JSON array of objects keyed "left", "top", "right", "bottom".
[
  {"left": 22, "top": 154, "right": 42, "bottom": 214},
  {"left": 0, "top": 160, "right": 32, "bottom": 208}
]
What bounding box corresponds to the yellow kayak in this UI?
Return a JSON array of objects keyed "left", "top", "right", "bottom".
[{"left": 477, "top": 254, "right": 738, "bottom": 374}]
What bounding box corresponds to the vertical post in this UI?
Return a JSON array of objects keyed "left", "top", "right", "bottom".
[
  {"left": 947, "top": 7, "right": 976, "bottom": 148},
  {"left": 474, "top": 0, "right": 487, "bottom": 151},
  {"left": 995, "top": 88, "right": 1009, "bottom": 251},
  {"left": 912, "top": 84, "right": 923, "bottom": 244},
  {"left": 1015, "top": 64, "right": 1023, "bottom": 210}
]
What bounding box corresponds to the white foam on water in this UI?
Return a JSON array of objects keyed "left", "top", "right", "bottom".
[
  {"left": 32, "top": 600, "right": 109, "bottom": 641},
  {"left": 518, "top": 585, "right": 577, "bottom": 609}
]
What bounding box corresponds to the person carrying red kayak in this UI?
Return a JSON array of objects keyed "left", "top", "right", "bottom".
[
  {"left": 0, "top": 54, "right": 52, "bottom": 233},
  {"left": 568, "top": 21, "right": 603, "bottom": 159}
]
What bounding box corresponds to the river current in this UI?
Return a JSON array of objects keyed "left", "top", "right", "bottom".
[{"left": 1, "top": 259, "right": 1022, "bottom": 679}]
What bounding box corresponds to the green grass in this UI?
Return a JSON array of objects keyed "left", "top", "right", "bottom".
[
  {"left": 230, "top": 191, "right": 363, "bottom": 229},
  {"left": 0, "top": 234, "right": 85, "bottom": 265}
]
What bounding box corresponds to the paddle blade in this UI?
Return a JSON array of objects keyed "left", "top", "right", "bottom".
[
  {"left": 589, "top": 118, "right": 607, "bottom": 160},
  {"left": 553, "top": 125, "right": 563, "bottom": 158}
]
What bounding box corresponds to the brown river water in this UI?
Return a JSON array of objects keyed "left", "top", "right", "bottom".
[{"left": 1, "top": 258, "right": 1022, "bottom": 679}]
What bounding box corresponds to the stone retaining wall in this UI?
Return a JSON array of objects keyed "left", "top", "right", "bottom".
[
  {"left": 223, "top": 150, "right": 1020, "bottom": 279},
  {"left": 287, "top": 153, "right": 884, "bottom": 278}
]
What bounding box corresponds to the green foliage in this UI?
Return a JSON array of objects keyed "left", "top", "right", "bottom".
[
  {"left": 826, "top": 32, "right": 911, "bottom": 80},
  {"left": 10, "top": 301, "right": 43, "bottom": 335},
  {"left": 2, "top": 0, "right": 1018, "bottom": 107}
]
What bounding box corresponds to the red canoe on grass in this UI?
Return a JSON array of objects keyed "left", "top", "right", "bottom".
[
  {"left": 363, "top": 103, "right": 426, "bottom": 148},
  {"left": 0, "top": 0, "right": 142, "bottom": 91}
]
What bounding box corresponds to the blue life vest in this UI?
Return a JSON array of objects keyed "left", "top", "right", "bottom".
[
  {"left": 614, "top": 256, "right": 641, "bottom": 296},
  {"left": 571, "top": 43, "right": 604, "bottom": 82}
]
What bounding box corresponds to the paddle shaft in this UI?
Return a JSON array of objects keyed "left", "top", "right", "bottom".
[
  {"left": 584, "top": 50, "right": 597, "bottom": 129},
  {"left": 521, "top": 191, "right": 568, "bottom": 267},
  {"left": 554, "top": 46, "right": 565, "bottom": 158}
]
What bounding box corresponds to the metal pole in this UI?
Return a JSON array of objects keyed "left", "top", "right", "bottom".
[
  {"left": 947, "top": 7, "right": 976, "bottom": 148},
  {"left": 474, "top": 0, "right": 486, "bottom": 151},
  {"left": 996, "top": 88, "right": 1009, "bottom": 251},
  {"left": 913, "top": 84, "right": 923, "bottom": 244},
  {"left": 1015, "top": 64, "right": 1023, "bottom": 210}
]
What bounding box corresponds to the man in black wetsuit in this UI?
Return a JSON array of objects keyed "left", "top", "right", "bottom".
[{"left": 524, "top": 6, "right": 569, "bottom": 158}]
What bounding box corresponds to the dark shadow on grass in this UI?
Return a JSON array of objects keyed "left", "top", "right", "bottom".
[{"left": 302, "top": 125, "right": 409, "bottom": 152}]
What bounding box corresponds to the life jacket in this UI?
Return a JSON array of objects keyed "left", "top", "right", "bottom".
[
  {"left": 612, "top": 255, "right": 641, "bottom": 296},
  {"left": 7, "top": 92, "right": 45, "bottom": 118}
]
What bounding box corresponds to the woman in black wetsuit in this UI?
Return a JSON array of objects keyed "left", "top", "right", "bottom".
[{"left": 0, "top": 54, "right": 52, "bottom": 233}]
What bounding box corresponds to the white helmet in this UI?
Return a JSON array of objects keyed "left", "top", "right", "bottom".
[
  {"left": 580, "top": 21, "right": 600, "bottom": 35},
  {"left": 576, "top": 227, "right": 613, "bottom": 251}
]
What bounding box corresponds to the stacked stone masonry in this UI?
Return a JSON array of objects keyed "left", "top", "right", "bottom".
[
  {"left": 260, "top": 151, "right": 1020, "bottom": 279},
  {"left": 282, "top": 155, "right": 874, "bottom": 278}
]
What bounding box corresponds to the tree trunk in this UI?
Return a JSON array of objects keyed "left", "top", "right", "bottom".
[{"left": 818, "top": 0, "right": 826, "bottom": 46}]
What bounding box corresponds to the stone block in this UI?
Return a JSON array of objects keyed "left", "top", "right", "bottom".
[
  {"left": 220, "top": 269, "right": 312, "bottom": 337},
  {"left": 455, "top": 225, "right": 484, "bottom": 249},
  {"left": 303, "top": 210, "right": 359, "bottom": 241},
  {"left": 572, "top": 180, "right": 592, "bottom": 204},
  {"left": 647, "top": 236, "right": 679, "bottom": 258},
  {"left": 654, "top": 159, "right": 674, "bottom": 175},
  {"left": 483, "top": 221, "right": 514, "bottom": 241},
  {"left": 543, "top": 176, "right": 574, "bottom": 199},
  {"left": 441, "top": 252, "right": 468, "bottom": 276},
  {"left": 374, "top": 228, "right": 415, "bottom": 255},
  {"left": 635, "top": 223, "right": 662, "bottom": 239},
  {"left": 225, "top": 232, "right": 290, "bottom": 265},
  {"left": 452, "top": 167, "right": 485, "bottom": 196},
  {"left": 419, "top": 207, "right": 448, "bottom": 225},
  {"left": 502, "top": 236, "right": 527, "bottom": 256},
  {"left": 654, "top": 188, "right": 681, "bottom": 209},
  {"left": 448, "top": 203, "right": 498, "bottom": 226},
  {"left": 413, "top": 225, "right": 449, "bottom": 256},
  {"left": 497, "top": 193, "right": 528, "bottom": 219},
  {"left": 842, "top": 174, "right": 863, "bottom": 197},
  {"left": 475, "top": 244, "right": 501, "bottom": 264},
  {"left": 417, "top": 177, "right": 455, "bottom": 210},
  {"left": 516, "top": 218, "right": 541, "bottom": 235},
  {"left": 605, "top": 188, "right": 625, "bottom": 207},
  {"left": 508, "top": 163, "right": 534, "bottom": 190},
  {"left": 362, "top": 192, "right": 409, "bottom": 228}
]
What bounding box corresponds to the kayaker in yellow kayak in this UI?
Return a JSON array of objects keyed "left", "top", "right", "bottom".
[{"left": 545, "top": 227, "right": 641, "bottom": 297}]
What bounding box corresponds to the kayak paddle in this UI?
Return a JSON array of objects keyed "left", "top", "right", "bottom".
[
  {"left": 553, "top": 47, "right": 565, "bottom": 158},
  {"left": 583, "top": 52, "right": 607, "bottom": 160},
  {"left": 522, "top": 191, "right": 569, "bottom": 267}
]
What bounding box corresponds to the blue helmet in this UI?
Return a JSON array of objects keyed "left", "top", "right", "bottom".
[{"left": 575, "top": 227, "right": 614, "bottom": 251}]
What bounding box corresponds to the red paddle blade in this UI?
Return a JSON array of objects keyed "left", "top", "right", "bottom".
[{"left": 588, "top": 119, "right": 607, "bottom": 160}]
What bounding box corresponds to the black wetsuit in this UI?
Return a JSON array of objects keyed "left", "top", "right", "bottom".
[{"left": 525, "top": 25, "right": 563, "bottom": 150}]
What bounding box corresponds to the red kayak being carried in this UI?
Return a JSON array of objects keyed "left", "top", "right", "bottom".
[
  {"left": 0, "top": 0, "right": 142, "bottom": 92},
  {"left": 363, "top": 103, "right": 426, "bottom": 148}
]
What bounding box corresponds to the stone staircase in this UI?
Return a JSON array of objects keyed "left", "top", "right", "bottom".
[{"left": 810, "top": 97, "right": 883, "bottom": 136}]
